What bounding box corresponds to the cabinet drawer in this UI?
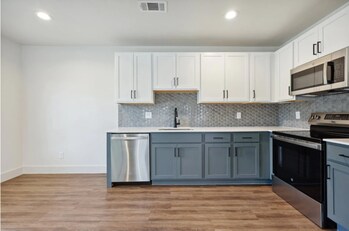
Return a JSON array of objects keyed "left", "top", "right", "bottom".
[
  {"left": 234, "top": 133, "right": 260, "bottom": 143},
  {"left": 151, "top": 133, "right": 202, "bottom": 143},
  {"left": 205, "top": 133, "right": 231, "bottom": 143},
  {"left": 327, "top": 143, "right": 349, "bottom": 165}
]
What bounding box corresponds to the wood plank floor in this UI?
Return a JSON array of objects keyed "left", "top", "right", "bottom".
[{"left": 1, "top": 174, "right": 323, "bottom": 231}]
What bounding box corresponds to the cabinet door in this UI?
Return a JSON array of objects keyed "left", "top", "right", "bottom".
[
  {"left": 294, "top": 27, "right": 319, "bottom": 66},
  {"left": 277, "top": 43, "right": 295, "bottom": 102},
  {"left": 199, "top": 53, "right": 225, "bottom": 103},
  {"left": 250, "top": 53, "right": 271, "bottom": 102},
  {"left": 327, "top": 161, "right": 349, "bottom": 229},
  {"left": 153, "top": 53, "right": 176, "bottom": 90},
  {"left": 320, "top": 6, "right": 349, "bottom": 56},
  {"left": 225, "top": 53, "right": 250, "bottom": 102},
  {"left": 133, "top": 53, "right": 154, "bottom": 104},
  {"left": 205, "top": 144, "right": 231, "bottom": 179},
  {"left": 177, "top": 144, "right": 203, "bottom": 179},
  {"left": 176, "top": 53, "right": 200, "bottom": 90},
  {"left": 151, "top": 144, "right": 177, "bottom": 180},
  {"left": 116, "top": 53, "right": 134, "bottom": 103},
  {"left": 233, "top": 143, "right": 260, "bottom": 179}
]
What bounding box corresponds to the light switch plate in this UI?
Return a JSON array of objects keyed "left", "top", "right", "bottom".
[
  {"left": 145, "top": 112, "right": 152, "bottom": 119},
  {"left": 236, "top": 112, "right": 242, "bottom": 119},
  {"left": 296, "top": 111, "right": 300, "bottom": 120}
]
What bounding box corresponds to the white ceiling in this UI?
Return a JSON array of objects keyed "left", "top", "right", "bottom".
[{"left": 2, "top": 0, "right": 349, "bottom": 46}]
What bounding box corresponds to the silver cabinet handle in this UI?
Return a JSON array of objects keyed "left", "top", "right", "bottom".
[
  {"left": 317, "top": 41, "right": 322, "bottom": 54},
  {"left": 288, "top": 86, "right": 291, "bottom": 95},
  {"left": 223, "top": 90, "right": 225, "bottom": 99},
  {"left": 133, "top": 90, "right": 136, "bottom": 99},
  {"left": 226, "top": 90, "right": 228, "bottom": 99},
  {"left": 131, "top": 90, "right": 133, "bottom": 99},
  {"left": 173, "top": 77, "right": 176, "bottom": 87},
  {"left": 327, "top": 164, "right": 331, "bottom": 179},
  {"left": 176, "top": 77, "right": 179, "bottom": 87},
  {"left": 313, "top": 43, "right": 317, "bottom": 56},
  {"left": 253, "top": 90, "right": 256, "bottom": 99}
]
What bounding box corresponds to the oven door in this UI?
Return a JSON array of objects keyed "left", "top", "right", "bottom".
[{"left": 272, "top": 135, "right": 324, "bottom": 203}]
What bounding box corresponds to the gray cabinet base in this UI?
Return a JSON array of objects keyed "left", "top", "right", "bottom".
[{"left": 152, "top": 179, "right": 271, "bottom": 186}]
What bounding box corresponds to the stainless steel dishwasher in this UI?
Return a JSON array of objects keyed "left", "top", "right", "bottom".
[{"left": 110, "top": 134, "right": 150, "bottom": 184}]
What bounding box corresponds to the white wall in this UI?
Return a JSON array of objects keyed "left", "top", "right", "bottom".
[
  {"left": 22, "top": 46, "right": 117, "bottom": 173},
  {"left": 1, "top": 37, "right": 23, "bottom": 181}
]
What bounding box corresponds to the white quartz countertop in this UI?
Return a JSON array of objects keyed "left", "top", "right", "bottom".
[
  {"left": 324, "top": 138, "right": 349, "bottom": 146},
  {"left": 107, "top": 126, "right": 308, "bottom": 133}
]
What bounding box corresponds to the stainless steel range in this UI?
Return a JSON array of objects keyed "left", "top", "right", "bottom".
[{"left": 272, "top": 112, "right": 349, "bottom": 228}]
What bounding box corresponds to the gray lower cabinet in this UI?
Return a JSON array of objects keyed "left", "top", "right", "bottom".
[
  {"left": 151, "top": 132, "right": 270, "bottom": 184},
  {"left": 233, "top": 143, "right": 260, "bottom": 179},
  {"left": 177, "top": 144, "right": 203, "bottom": 179},
  {"left": 326, "top": 143, "right": 349, "bottom": 229},
  {"left": 205, "top": 143, "right": 231, "bottom": 179},
  {"left": 151, "top": 143, "right": 202, "bottom": 180},
  {"left": 151, "top": 144, "right": 177, "bottom": 179}
]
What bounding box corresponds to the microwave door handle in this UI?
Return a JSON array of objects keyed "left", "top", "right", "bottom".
[{"left": 326, "top": 62, "right": 335, "bottom": 84}]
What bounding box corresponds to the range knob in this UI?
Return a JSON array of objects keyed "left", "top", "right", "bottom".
[
  {"left": 310, "top": 115, "right": 315, "bottom": 120},
  {"left": 315, "top": 115, "right": 321, "bottom": 120}
]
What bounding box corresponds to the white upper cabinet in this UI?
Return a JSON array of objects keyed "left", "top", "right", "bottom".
[
  {"left": 133, "top": 53, "right": 154, "bottom": 103},
  {"left": 199, "top": 53, "right": 225, "bottom": 103},
  {"left": 225, "top": 53, "right": 250, "bottom": 102},
  {"left": 200, "top": 53, "right": 251, "bottom": 103},
  {"left": 319, "top": 6, "right": 349, "bottom": 56},
  {"left": 274, "top": 43, "right": 295, "bottom": 102},
  {"left": 153, "top": 53, "right": 176, "bottom": 89},
  {"left": 294, "top": 5, "right": 349, "bottom": 67},
  {"left": 116, "top": 53, "right": 153, "bottom": 104},
  {"left": 293, "top": 27, "right": 320, "bottom": 67},
  {"left": 153, "top": 53, "right": 199, "bottom": 90},
  {"left": 250, "top": 53, "right": 272, "bottom": 102},
  {"left": 176, "top": 53, "right": 200, "bottom": 89},
  {"left": 116, "top": 53, "right": 134, "bottom": 103}
]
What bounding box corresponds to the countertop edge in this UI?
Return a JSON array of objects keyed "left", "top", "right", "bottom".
[
  {"left": 324, "top": 138, "right": 349, "bottom": 146},
  {"left": 106, "top": 127, "right": 308, "bottom": 134}
]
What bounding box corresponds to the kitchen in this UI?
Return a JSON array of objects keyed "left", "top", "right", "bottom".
[{"left": 1, "top": 0, "right": 349, "bottom": 230}]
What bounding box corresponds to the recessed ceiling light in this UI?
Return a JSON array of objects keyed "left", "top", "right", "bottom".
[
  {"left": 225, "top": 10, "right": 237, "bottom": 20},
  {"left": 36, "top": 11, "right": 52, "bottom": 21}
]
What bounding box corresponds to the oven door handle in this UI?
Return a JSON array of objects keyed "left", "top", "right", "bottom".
[{"left": 272, "top": 134, "right": 322, "bottom": 150}]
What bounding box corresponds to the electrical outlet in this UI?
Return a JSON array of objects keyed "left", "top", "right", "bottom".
[
  {"left": 145, "top": 112, "right": 152, "bottom": 119},
  {"left": 296, "top": 111, "right": 301, "bottom": 120},
  {"left": 236, "top": 112, "right": 242, "bottom": 119},
  {"left": 58, "top": 152, "right": 64, "bottom": 160}
]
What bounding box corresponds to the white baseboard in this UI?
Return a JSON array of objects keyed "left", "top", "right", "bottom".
[
  {"left": 22, "top": 165, "right": 106, "bottom": 174},
  {"left": 1, "top": 167, "right": 23, "bottom": 182}
]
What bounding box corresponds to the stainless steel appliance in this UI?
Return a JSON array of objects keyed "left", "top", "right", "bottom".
[
  {"left": 109, "top": 134, "right": 150, "bottom": 185},
  {"left": 290, "top": 47, "right": 349, "bottom": 96},
  {"left": 272, "top": 113, "right": 349, "bottom": 228}
]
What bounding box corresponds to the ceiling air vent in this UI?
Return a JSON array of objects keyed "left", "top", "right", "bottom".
[{"left": 139, "top": 1, "right": 167, "bottom": 12}]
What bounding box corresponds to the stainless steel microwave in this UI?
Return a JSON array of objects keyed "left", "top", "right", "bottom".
[{"left": 290, "top": 47, "right": 349, "bottom": 96}]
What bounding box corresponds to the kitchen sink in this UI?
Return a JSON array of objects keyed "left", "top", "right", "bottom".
[{"left": 158, "top": 128, "right": 194, "bottom": 131}]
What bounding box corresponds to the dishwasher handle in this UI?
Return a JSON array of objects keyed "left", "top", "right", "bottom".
[{"left": 111, "top": 136, "right": 149, "bottom": 141}]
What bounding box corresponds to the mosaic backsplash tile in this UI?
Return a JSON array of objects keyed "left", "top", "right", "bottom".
[
  {"left": 119, "top": 93, "right": 279, "bottom": 127},
  {"left": 278, "top": 93, "right": 349, "bottom": 128},
  {"left": 119, "top": 93, "right": 349, "bottom": 128}
]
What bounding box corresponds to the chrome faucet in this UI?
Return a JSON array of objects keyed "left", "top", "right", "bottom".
[{"left": 174, "top": 108, "right": 181, "bottom": 128}]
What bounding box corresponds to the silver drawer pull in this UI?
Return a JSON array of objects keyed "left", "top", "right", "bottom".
[
  {"left": 242, "top": 137, "right": 253, "bottom": 139},
  {"left": 213, "top": 137, "right": 224, "bottom": 140},
  {"left": 339, "top": 154, "right": 349, "bottom": 159}
]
